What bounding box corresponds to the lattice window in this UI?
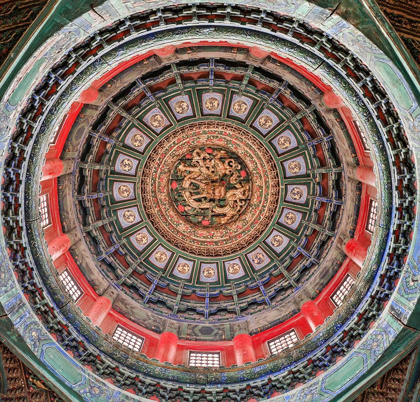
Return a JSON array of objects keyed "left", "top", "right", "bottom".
[
  {"left": 267, "top": 330, "right": 299, "bottom": 355},
  {"left": 366, "top": 199, "right": 378, "bottom": 233},
  {"left": 188, "top": 352, "right": 221, "bottom": 368},
  {"left": 331, "top": 274, "right": 355, "bottom": 307},
  {"left": 354, "top": 120, "right": 370, "bottom": 151},
  {"left": 39, "top": 193, "right": 51, "bottom": 228},
  {"left": 58, "top": 270, "right": 83, "bottom": 302},
  {"left": 113, "top": 326, "right": 144, "bottom": 352}
]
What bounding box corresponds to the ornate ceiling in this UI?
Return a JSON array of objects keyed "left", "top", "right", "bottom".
[{"left": 0, "top": 1, "right": 419, "bottom": 402}]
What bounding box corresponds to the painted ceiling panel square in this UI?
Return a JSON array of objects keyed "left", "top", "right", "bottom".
[
  {"left": 224, "top": 258, "right": 245, "bottom": 280},
  {"left": 252, "top": 109, "right": 279, "bottom": 135},
  {"left": 149, "top": 245, "right": 172, "bottom": 269},
  {"left": 143, "top": 108, "right": 170, "bottom": 133},
  {"left": 117, "top": 207, "right": 142, "bottom": 228},
  {"left": 173, "top": 257, "right": 193, "bottom": 280},
  {"left": 130, "top": 228, "right": 154, "bottom": 252},
  {"left": 283, "top": 156, "right": 307, "bottom": 177},
  {"left": 124, "top": 127, "right": 151, "bottom": 152},
  {"left": 169, "top": 95, "right": 194, "bottom": 119},
  {"left": 271, "top": 129, "right": 298, "bottom": 155},
  {"left": 265, "top": 230, "right": 290, "bottom": 253},
  {"left": 279, "top": 208, "right": 303, "bottom": 230},
  {"left": 247, "top": 247, "right": 270, "bottom": 270},
  {"left": 202, "top": 93, "right": 223, "bottom": 115},
  {"left": 113, "top": 182, "right": 135, "bottom": 202},
  {"left": 115, "top": 154, "right": 139, "bottom": 175},
  {"left": 229, "top": 95, "right": 253, "bottom": 119},
  {"left": 285, "top": 185, "right": 308, "bottom": 204},
  {"left": 199, "top": 263, "right": 218, "bottom": 282}
]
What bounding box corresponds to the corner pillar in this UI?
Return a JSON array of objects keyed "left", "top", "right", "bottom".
[
  {"left": 233, "top": 333, "right": 256, "bottom": 365},
  {"left": 154, "top": 332, "right": 178, "bottom": 364}
]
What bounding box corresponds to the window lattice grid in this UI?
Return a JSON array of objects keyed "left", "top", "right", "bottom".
[
  {"left": 331, "top": 275, "right": 356, "bottom": 307},
  {"left": 366, "top": 199, "right": 378, "bottom": 233},
  {"left": 58, "top": 270, "right": 83, "bottom": 302},
  {"left": 354, "top": 120, "right": 370, "bottom": 151},
  {"left": 268, "top": 330, "right": 299, "bottom": 355},
  {"left": 112, "top": 326, "right": 144, "bottom": 352},
  {"left": 39, "top": 193, "right": 51, "bottom": 228},
  {"left": 188, "top": 352, "right": 221, "bottom": 368}
]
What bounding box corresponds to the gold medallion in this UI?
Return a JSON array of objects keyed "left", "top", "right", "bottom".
[
  {"left": 123, "top": 210, "right": 136, "bottom": 223},
  {"left": 120, "top": 158, "right": 134, "bottom": 172},
  {"left": 227, "top": 263, "right": 241, "bottom": 275},
  {"left": 290, "top": 187, "right": 303, "bottom": 200},
  {"left": 154, "top": 251, "right": 168, "bottom": 263},
  {"left": 259, "top": 115, "right": 273, "bottom": 129},
  {"left": 204, "top": 97, "right": 220, "bottom": 111},
  {"left": 135, "top": 233, "right": 148, "bottom": 245},
  {"left": 271, "top": 235, "right": 284, "bottom": 248},
  {"left": 203, "top": 266, "right": 216, "bottom": 278},
  {"left": 117, "top": 184, "right": 132, "bottom": 199},
  {"left": 232, "top": 100, "right": 248, "bottom": 115},
  {"left": 252, "top": 252, "right": 265, "bottom": 265},
  {"left": 278, "top": 135, "right": 292, "bottom": 149},
  {"left": 130, "top": 133, "right": 145, "bottom": 148},
  {"left": 284, "top": 212, "right": 297, "bottom": 225},
  {"left": 177, "top": 263, "right": 190, "bottom": 275},
  {"left": 174, "top": 100, "right": 189, "bottom": 115},
  {"left": 288, "top": 160, "right": 302, "bottom": 174},
  {"left": 149, "top": 113, "right": 165, "bottom": 128}
]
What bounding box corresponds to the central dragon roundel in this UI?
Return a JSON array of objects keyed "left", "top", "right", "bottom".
[
  {"left": 170, "top": 147, "right": 251, "bottom": 227},
  {"left": 141, "top": 122, "right": 280, "bottom": 257}
]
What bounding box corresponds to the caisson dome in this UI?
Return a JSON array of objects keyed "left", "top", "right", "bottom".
[{"left": 0, "top": 1, "right": 419, "bottom": 401}]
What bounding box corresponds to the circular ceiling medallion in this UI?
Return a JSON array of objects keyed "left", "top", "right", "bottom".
[
  {"left": 258, "top": 115, "right": 273, "bottom": 129},
  {"left": 131, "top": 133, "right": 145, "bottom": 147},
  {"left": 120, "top": 158, "right": 134, "bottom": 172},
  {"left": 141, "top": 122, "right": 280, "bottom": 257},
  {"left": 290, "top": 187, "right": 303, "bottom": 200},
  {"left": 204, "top": 97, "right": 220, "bottom": 111},
  {"left": 232, "top": 100, "right": 248, "bottom": 114},
  {"left": 288, "top": 160, "right": 302, "bottom": 174},
  {"left": 203, "top": 266, "right": 216, "bottom": 278},
  {"left": 174, "top": 100, "right": 190, "bottom": 115},
  {"left": 271, "top": 234, "right": 284, "bottom": 247},
  {"left": 170, "top": 147, "right": 251, "bottom": 227},
  {"left": 278, "top": 135, "right": 292, "bottom": 150},
  {"left": 135, "top": 233, "right": 149, "bottom": 245},
  {"left": 123, "top": 210, "right": 136, "bottom": 223},
  {"left": 150, "top": 114, "right": 165, "bottom": 128}
]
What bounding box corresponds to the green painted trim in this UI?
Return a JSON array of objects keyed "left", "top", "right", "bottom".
[
  {"left": 331, "top": 328, "right": 420, "bottom": 402},
  {"left": 0, "top": 316, "right": 84, "bottom": 402},
  {"left": 0, "top": 0, "right": 107, "bottom": 99}
]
